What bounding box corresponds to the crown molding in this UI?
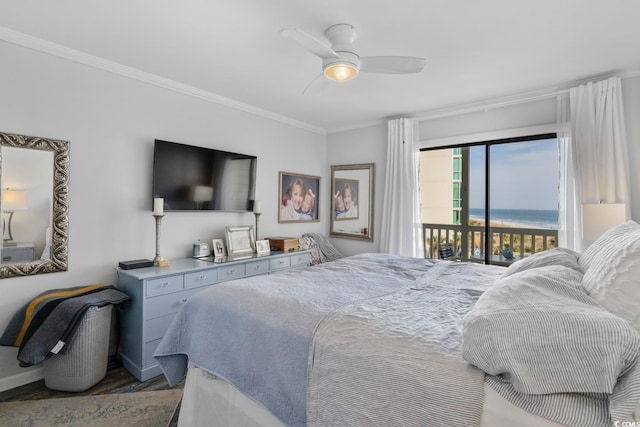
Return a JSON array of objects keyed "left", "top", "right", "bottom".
[{"left": 0, "top": 26, "right": 326, "bottom": 136}]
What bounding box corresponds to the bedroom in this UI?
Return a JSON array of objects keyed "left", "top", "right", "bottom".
[{"left": 0, "top": 0, "right": 640, "bottom": 425}]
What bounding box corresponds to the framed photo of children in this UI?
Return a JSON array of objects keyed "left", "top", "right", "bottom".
[
  {"left": 330, "top": 163, "right": 375, "bottom": 242},
  {"left": 278, "top": 172, "right": 320, "bottom": 223},
  {"left": 333, "top": 178, "right": 359, "bottom": 220}
]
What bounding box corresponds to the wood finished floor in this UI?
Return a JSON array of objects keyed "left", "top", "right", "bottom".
[{"left": 0, "top": 362, "right": 184, "bottom": 403}]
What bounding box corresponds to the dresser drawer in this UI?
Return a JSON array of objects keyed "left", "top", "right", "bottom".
[
  {"left": 245, "top": 259, "right": 270, "bottom": 277},
  {"left": 270, "top": 256, "right": 291, "bottom": 270},
  {"left": 185, "top": 269, "right": 218, "bottom": 289},
  {"left": 218, "top": 264, "right": 245, "bottom": 281},
  {"left": 290, "top": 253, "right": 310, "bottom": 267},
  {"left": 145, "top": 313, "right": 177, "bottom": 343},
  {"left": 146, "top": 287, "right": 201, "bottom": 320},
  {"left": 145, "top": 275, "right": 184, "bottom": 297}
]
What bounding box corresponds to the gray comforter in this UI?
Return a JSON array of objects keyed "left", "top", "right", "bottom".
[
  {"left": 307, "top": 260, "right": 503, "bottom": 426},
  {"left": 154, "top": 253, "right": 441, "bottom": 426},
  {"left": 155, "top": 252, "right": 638, "bottom": 426}
]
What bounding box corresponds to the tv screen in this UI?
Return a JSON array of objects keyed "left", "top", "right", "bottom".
[{"left": 152, "top": 139, "right": 257, "bottom": 212}]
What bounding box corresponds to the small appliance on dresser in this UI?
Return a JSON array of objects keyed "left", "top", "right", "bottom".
[{"left": 192, "top": 241, "right": 210, "bottom": 258}]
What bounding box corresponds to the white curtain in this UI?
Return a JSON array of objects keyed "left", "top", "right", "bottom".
[
  {"left": 558, "top": 76, "right": 630, "bottom": 251},
  {"left": 380, "top": 118, "right": 424, "bottom": 257}
]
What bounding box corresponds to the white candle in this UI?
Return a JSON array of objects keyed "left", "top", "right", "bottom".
[
  {"left": 253, "top": 200, "right": 262, "bottom": 214},
  {"left": 153, "top": 198, "right": 164, "bottom": 215}
]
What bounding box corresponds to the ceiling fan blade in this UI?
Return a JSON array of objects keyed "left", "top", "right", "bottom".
[
  {"left": 360, "top": 56, "right": 427, "bottom": 74},
  {"left": 280, "top": 28, "right": 340, "bottom": 59},
  {"left": 303, "top": 73, "right": 332, "bottom": 95}
]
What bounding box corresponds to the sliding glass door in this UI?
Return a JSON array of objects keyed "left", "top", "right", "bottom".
[{"left": 419, "top": 134, "right": 559, "bottom": 264}]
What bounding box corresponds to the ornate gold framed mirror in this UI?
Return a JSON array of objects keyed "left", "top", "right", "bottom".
[{"left": 0, "top": 132, "right": 69, "bottom": 279}]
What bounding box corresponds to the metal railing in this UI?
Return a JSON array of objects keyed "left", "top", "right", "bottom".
[{"left": 423, "top": 223, "right": 558, "bottom": 266}]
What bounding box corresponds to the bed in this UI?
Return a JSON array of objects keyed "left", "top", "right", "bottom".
[{"left": 155, "top": 221, "right": 640, "bottom": 427}]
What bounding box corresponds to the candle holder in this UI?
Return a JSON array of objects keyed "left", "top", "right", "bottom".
[
  {"left": 254, "top": 211, "right": 261, "bottom": 241},
  {"left": 153, "top": 214, "right": 163, "bottom": 265}
]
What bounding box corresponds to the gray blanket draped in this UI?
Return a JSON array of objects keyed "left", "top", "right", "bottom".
[{"left": 0, "top": 286, "right": 130, "bottom": 366}]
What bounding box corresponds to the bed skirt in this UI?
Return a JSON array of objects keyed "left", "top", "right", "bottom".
[{"left": 178, "top": 366, "right": 568, "bottom": 427}]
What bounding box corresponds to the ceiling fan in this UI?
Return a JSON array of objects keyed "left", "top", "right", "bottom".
[{"left": 280, "top": 24, "right": 427, "bottom": 94}]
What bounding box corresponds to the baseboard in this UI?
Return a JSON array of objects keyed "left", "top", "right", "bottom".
[{"left": 0, "top": 366, "right": 44, "bottom": 392}]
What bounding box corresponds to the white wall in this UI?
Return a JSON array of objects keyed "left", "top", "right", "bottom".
[{"left": 0, "top": 42, "right": 326, "bottom": 389}]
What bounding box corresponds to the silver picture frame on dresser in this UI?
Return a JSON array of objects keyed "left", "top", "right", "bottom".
[{"left": 225, "top": 225, "right": 256, "bottom": 256}]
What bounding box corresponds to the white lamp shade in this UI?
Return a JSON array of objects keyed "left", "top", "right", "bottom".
[
  {"left": 2, "top": 189, "right": 28, "bottom": 211},
  {"left": 582, "top": 203, "right": 628, "bottom": 240}
]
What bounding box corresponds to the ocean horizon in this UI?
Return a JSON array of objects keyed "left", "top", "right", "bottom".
[{"left": 469, "top": 208, "right": 558, "bottom": 229}]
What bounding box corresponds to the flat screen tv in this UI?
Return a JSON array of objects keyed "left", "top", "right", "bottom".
[{"left": 152, "top": 139, "right": 257, "bottom": 212}]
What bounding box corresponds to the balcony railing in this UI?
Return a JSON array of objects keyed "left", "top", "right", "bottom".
[{"left": 423, "top": 223, "right": 558, "bottom": 266}]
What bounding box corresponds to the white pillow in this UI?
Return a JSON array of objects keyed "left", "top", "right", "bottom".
[
  {"left": 579, "top": 220, "right": 640, "bottom": 332},
  {"left": 502, "top": 247, "right": 582, "bottom": 278}
]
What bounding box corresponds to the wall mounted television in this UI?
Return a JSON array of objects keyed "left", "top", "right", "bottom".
[{"left": 152, "top": 139, "right": 257, "bottom": 212}]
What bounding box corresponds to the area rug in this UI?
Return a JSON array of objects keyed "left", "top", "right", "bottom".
[{"left": 0, "top": 389, "right": 182, "bottom": 427}]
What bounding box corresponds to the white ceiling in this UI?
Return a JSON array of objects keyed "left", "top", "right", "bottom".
[{"left": 1, "top": 0, "right": 639, "bottom": 133}]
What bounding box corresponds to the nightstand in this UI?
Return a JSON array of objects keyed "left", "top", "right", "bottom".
[{"left": 2, "top": 243, "right": 36, "bottom": 263}]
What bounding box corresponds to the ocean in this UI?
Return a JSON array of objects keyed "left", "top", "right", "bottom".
[{"left": 468, "top": 208, "right": 558, "bottom": 229}]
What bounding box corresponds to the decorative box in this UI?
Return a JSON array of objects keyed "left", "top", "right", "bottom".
[{"left": 266, "top": 237, "right": 299, "bottom": 252}]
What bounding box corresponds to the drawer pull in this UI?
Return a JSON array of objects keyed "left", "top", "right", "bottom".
[
  {"left": 254, "top": 265, "right": 261, "bottom": 270},
  {"left": 227, "top": 270, "right": 235, "bottom": 275},
  {"left": 2, "top": 256, "right": 11, "bottom": 262},
  {"left": 198, "top": 275, "right": 206, "bottom": 280},
  {"left": 162, "top": 282, "right": 169, "bottom": 287},
  {"left": 278, "top": 260, "right": 284, "bottom": 265},
  {"left": 181, "top": 298, "right": 188, "bottom": 303}
]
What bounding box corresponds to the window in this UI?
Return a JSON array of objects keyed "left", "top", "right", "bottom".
[{"left": 419, "top": 134, "right": 559, "bottom": 264}]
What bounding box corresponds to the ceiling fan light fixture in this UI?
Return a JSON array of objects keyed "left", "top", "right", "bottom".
[{"left": 324, "top": 63, "right": 359, "bottom": 82}]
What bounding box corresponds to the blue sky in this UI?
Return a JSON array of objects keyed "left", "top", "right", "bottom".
[{"left": 468, "top": 138, "right": 559, "bottom": 210}]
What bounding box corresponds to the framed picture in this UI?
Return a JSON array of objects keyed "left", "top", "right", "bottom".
[
  {"left": 225, "top": 225, "right": 256, "bottom": 256},
  {"left": 278, "top": 172, "right": 320, "bottom": 223},
  {"left": 256, "top": 239, "right": 270, "bottom": 255},
  {"left": 212, "top": 238, "right": 226, "bottom": 257},
  {"left": 333, "top": 178, "right": 359, "bottom": 220},
  {"left": 330, "top": 163, "right": 375, "bottom": 242}
]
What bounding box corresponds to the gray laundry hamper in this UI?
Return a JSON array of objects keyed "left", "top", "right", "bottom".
[{"left": 43, "top": 304, "right": 113, "bottom": 392}]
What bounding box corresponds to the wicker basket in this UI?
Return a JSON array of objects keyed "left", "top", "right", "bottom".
[{"left": 43, "top": 305, "right": 113, "bottom": 392}]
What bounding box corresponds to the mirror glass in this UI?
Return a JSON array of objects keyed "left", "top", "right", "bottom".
[
  {"left": 330, "top": 163, "right": 375, "bottom": 241},
  {"left": 0, "top": 132, "right": 69, "bottom": 279}
]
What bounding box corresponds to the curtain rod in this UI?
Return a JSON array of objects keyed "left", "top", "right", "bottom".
[{"left": 414, "top": 88, "right": 570, "bottom": 122}]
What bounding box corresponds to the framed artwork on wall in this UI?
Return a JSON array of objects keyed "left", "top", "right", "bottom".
[
  {"left": 330, "top": 163, "right": 375, "bottom": 241},
  {"left": 278, "top": 172, "right": 320, "bottom": 223}
]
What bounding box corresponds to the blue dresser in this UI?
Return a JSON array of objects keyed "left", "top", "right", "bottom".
[{"left": 117, "top": 250, "right": 311, "bottom": 381}]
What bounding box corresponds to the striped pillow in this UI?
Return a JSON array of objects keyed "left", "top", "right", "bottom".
[
  {"left": 579, "top": 220, "right": 640, "bottom": 332},
  {"left": 463, "top": 265, "right": 640, "bottom": 395},
  {"left": 502, "top": 247, "right": 582, "bottom": 278}
]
